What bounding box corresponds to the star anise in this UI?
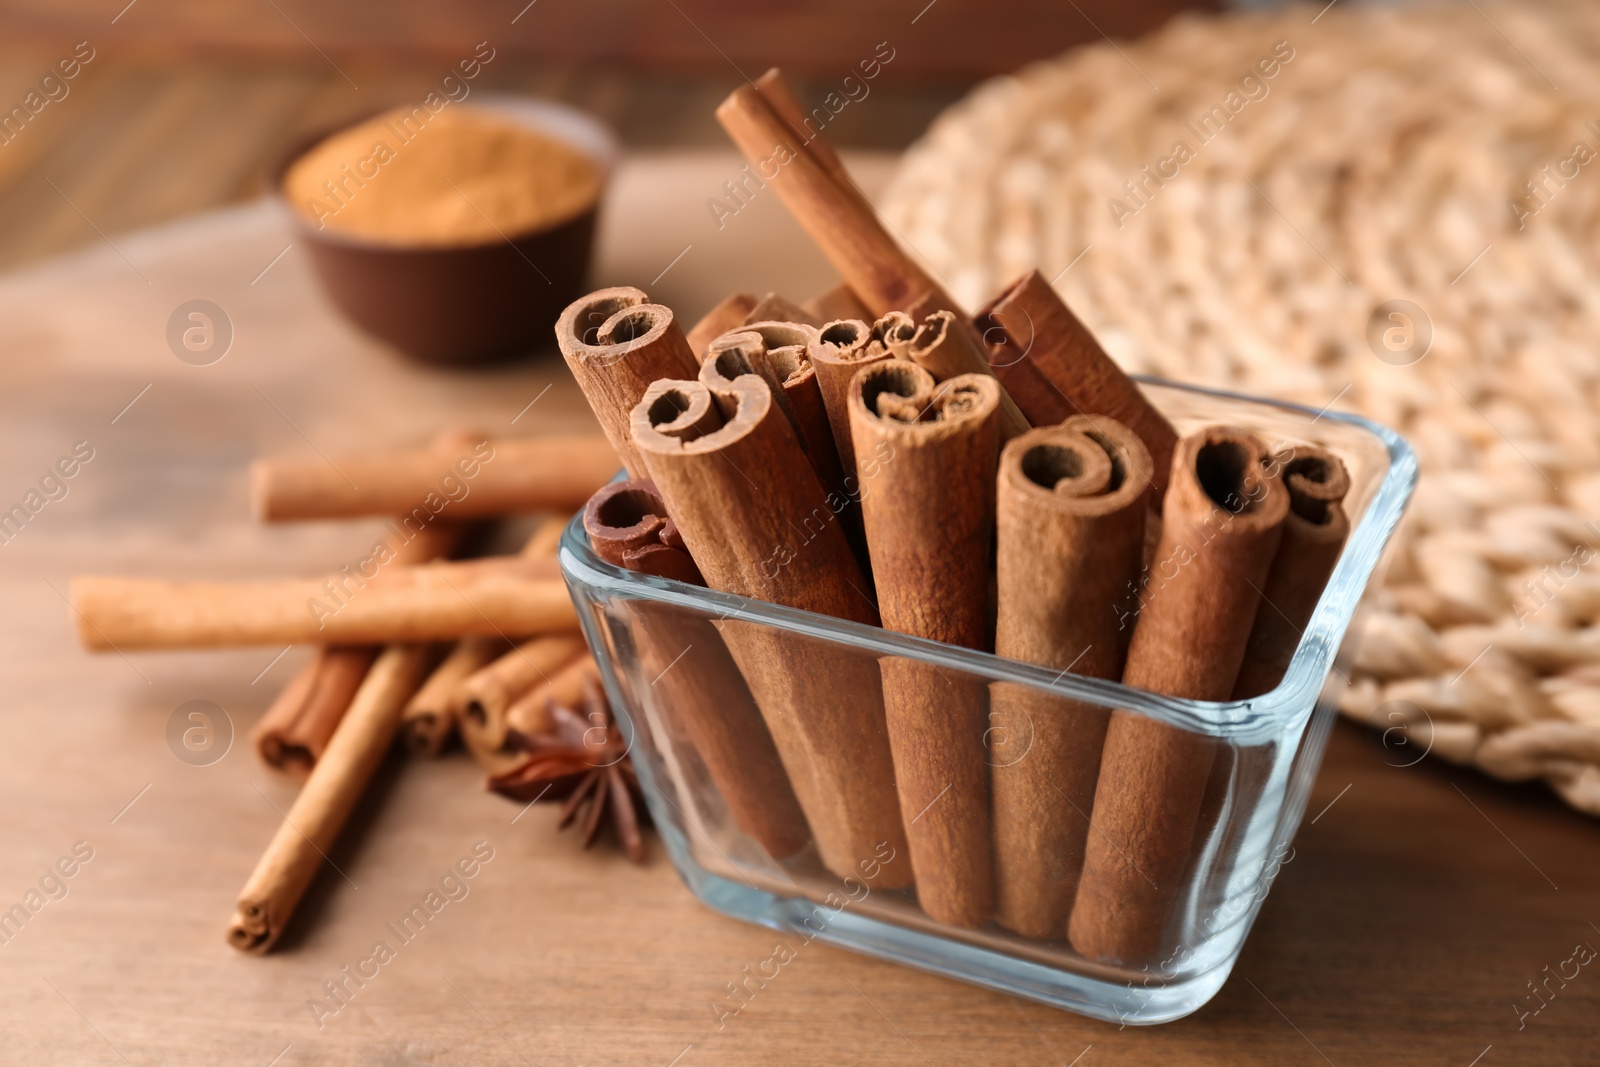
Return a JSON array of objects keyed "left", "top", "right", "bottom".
[{"left": 488, "top": 675, "right": 649, "bottom": 863}]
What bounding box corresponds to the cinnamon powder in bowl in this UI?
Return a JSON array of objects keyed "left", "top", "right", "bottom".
[{"left": 277, "top": 98, "right": 617, "bottom": 364}]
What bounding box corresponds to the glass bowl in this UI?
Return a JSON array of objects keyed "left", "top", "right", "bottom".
[{"left": 558, "top": 377, "right": 1416, "bottom": 1024}]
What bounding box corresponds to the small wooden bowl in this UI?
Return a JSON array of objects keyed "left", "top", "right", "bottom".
[{"left": 275, "top": 97, "right": 619, "bottom": 365}]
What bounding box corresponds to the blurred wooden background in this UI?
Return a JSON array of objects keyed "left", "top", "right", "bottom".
[{"left": 0, "top": 0, "right": 1212, "bottom": 272}]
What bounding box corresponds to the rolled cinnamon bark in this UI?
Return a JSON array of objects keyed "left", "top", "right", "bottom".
[
  {"left": 1190, "top": 446, "right": 1354, "bottom": 899},
  {"left": 70, "top": 557, "right": 572, "bottom": 650},
  {"left": 716, "top": 79, "right": 958, "bottom": 319},
  {"left": 228, "top": 642, "right": 437, "bottom": 953},
  {"left": 459, "top": 634, "right": 587, "bottom": 751},
  {"left": 250, "top": 436, "right": 616, "bottom": 522},
  {"left": 253, "top": 648, "right": 377, "bottom": 775},
  {"left": 806, "top": 318, "right": 888, "bottom": 483},
  {"left": 398, "top": 514, "right": 568, "bottom": 756},
  {"left": 743, "top": 292, "right": 820, "bottom": 327},
  {"left": 989, "top": 417, "right": 1152, "bottom": 940},
  {"left": 848, "top": 360, "right": 1000, "bottom": 926},
  {"left": 754, "top": 68, "right": 855, "bottom": 190},
  {"left": 803, "top": 282, "right": 874, "bottom": 325},
  {"left": 1069, "top": 427, "right": 1288, "bottom": 965},
  {"left": 556, "top": 286, "right": 700, "bottom": 478},
  {"left": 977, "top": 269, "right": 1177, "bottom": 499},
  {"left": 583, "top": 479, "right": 812, "bottom": 859},
  {"left": 901, "top": 310, "right": 1030, "bottom": 443},
  {"left": 501, "top": 652, "right": 599, "bottom": 748},
  {"left": 703, "top": 322, "right": 845, "bottom": 503},
  {"left": 630, "top": 373, "right": 909, "bottom": 884},
  {"left": 398, "top": 635, "right": 506, "bottom": 756},
  {"left": 686, "top": 292, "right": 758, "bottom": 358},
  {"left": 254, "top": 520, "right": 465, "bottom": 772},
  {"left": 1232, "top": 447, "right": 1352, "bottom": 698}
]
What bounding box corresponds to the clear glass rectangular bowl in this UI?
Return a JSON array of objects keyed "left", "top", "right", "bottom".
[{"left": 557, "top": 378, "right": 1416, "bottom": 1025}]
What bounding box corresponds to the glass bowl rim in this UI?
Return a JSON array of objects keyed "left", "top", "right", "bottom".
[{"left": 558, "top": 375, "right": 1417, "bottom": 741}]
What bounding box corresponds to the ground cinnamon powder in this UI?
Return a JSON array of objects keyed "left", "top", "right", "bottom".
[{"left": 285, "top": 104, "right": 602, "bottom": 245}]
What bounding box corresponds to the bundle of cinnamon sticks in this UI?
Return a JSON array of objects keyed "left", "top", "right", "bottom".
[{"left": 540, "top": 70, "right": 1355, "bottom": 964}]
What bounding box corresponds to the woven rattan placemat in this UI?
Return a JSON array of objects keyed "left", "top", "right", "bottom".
[{"left": 882, "top": 0, "right": 1600, "bottom": 814}]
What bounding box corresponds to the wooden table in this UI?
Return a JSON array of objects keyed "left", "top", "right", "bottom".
[{"left": 1, "top": 150, "right": 1596, "bottom": 1067}]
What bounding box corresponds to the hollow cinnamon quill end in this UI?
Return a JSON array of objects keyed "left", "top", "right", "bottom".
[
  {"left": 400, "top": 712, "right": 450, "bottom": 757},
  {"left": 226, "top": 904, "right": 275, "bottom": 955},
  {"left": 554, "top": 285, "right": 650, "bottom": 357},
  {"left": 1002, "top": 415, "right": 1153, "bottom": 515},
  {"left": 1280, "top": 445, "right": 1352, "bottom": 535},
  {"left": 1167, "top": 426, "right": 1291, "bottom": 538}
]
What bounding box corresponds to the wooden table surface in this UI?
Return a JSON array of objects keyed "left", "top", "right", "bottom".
[{"left": 1, "top": 136, "right": 1598, "bottom": 1067}]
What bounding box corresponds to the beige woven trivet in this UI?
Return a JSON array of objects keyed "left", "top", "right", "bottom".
[{"left": 881, "top": 1, "right": 1600, "bottom": 814}]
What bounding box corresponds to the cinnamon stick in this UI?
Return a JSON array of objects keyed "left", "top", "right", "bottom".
[
  {"left": 398, "top": 635, "right": 506, "bottom": 756},
  {"left": 989, "top": 417, "right": 1152, "bottom": 940},
  {"left": 399, "top": 514, "right": 569, "bottom": 756},
  {"left": 1069, "top": 427, "right": 1288, "bottom": 964},
  {"left": 803, "top": 282, "right": 874, "bottom": 325},
  {"left": 70, "top": 557, "right": 572, "bottom": 650},
  {"left": 1194, "top": 446, "right": 1354, "bottom": 897},
  {"left": 806, "top": 318, "right": 890, "bottom": 481},
  {"left": 977, "top": 269, "right": 1177, "bottom": 499},
  {"left": 459, "top": 634, "right": 588, "bottom": 751},
  {"left": 500, "top": 652, "right": 599, "bottom": 750},
  {"left": 702, "top": 321, "right": 847, "bottom": 507},
  {"left": 716, "top": 78, "right": 958, "bottom": 318},
  {"left": 630, "top": 373, "right": 909, "bottom": 884},
  {"left": 250, "top": 436, "right": 616, "bottom": 521},
  {"left": 583, "top": 479, "right": 812, "bottom": 859},
  {"left": 253, "top": 520, "right": 465, "bottom": 773},
  {"left": 1232, "top": 446, "right": 1352, "bottom": 698},
  {"left": 253, "top": 648, "right": 377, "bottom": 775},
  {"left": 228, "top": 642, "right": 437, "bottom": 953},
  {"left": 754, "top": 68, "right": 855, "bottom": 189},
  {"left": 556, "top": 286, "right": 700, "bottom": 478},
  {"left": 899, "top": 310, "right": 1030, "bottom": 442},
  {"left": 848, "top": 361, "right": 1000, "bottom": 926},
  {"left": 686, "top": 292, "right": 758, "bottom": 358}
]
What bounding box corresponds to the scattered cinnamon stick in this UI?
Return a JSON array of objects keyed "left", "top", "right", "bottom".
[
  {"left": 556, "top": 286, "right": 700, "bottom": 478},
  {"left": 685, "top": 292, "right": 759, "bottom": 358},
  {"left": 70, "top": 557, "right": 572, "bottom": 650},
  {"left": 250, "top": 436, "right": 616, "bottom": 521},
  {"left": 398, "top": 514, "right": 568, "bottom": 756},
  {"left": 848, "top": 360, "right": 1000, "bottom": 926},
  {"left": 501, "top": 653, "right": 599, "bottom": 749},
  {"left": 227, "top": 642, "right": 438, "bottom": 953},
  {"left": 976, "top": 269, "right": 1177, "bottom": 499},
  {"left": 1070, "top": 427, "right": 1288, "bottom": 964},
  {"left": 989, "top": 417, "right": 1152, "bottom": 940},
  {"left": 254, "top": 521, "right": 465, "bottom": 773},
  {"left": 630, "top": 372, "right": 910, "bottom": 885},
  {"left": 399, "top": 636, "right": 507, "bottom": 756},
  {"left": 459, "top": 634, "right": 588, "bottom": 752},
  {"left": 583, "top": 479, "right": 812, "bottom": 858},
  {"left": 716, "top": 76, "right": 959, "bottom": 318},
  {"left": 253, "top": 648, "right": 377, "bottom": 775}
]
